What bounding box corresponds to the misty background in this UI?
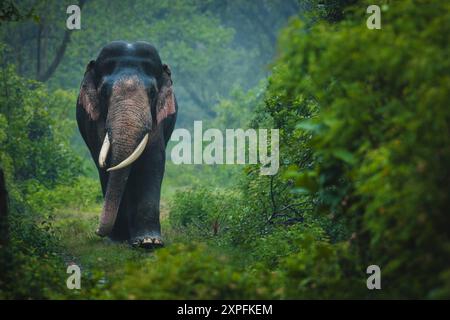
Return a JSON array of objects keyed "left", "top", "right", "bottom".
[{"left": 1, "top": 0, "right": 304, "bottom": 128}]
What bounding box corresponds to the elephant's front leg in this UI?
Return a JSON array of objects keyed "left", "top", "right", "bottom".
[{"left": 127, "top": 137, "right": 166, "bottom": 248}]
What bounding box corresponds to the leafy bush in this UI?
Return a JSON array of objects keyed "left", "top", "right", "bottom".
[
  {"left": 170, "top": 187, "right": 241, "bottom": 238},
  {"left": 278, "top": 232, "right": 362, "bottom": 299},
  {"left": 0, "top": 46, "right": 102, "bottom": 299},
  {"left": 101, "top": 243, "right": 271, "bottom": 300},
  {"left": 24, "top": 176, "right": 102, "bottom": 214},
  {"left": 1, "top": 0, "right": 449, "bottom": 300},
  {"left": 0, "top": 190, "right": 68, "bottom": 299},
  {"left": 271, "top": 0, "right": 450, "bottom": 298}
]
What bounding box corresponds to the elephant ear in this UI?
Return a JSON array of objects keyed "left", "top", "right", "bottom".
[
  {"left": 78, "top": 60, "right": 100, "bottom": 121},
  {"left": 156, "top": 64, "right": 176, "bottom": 125}
]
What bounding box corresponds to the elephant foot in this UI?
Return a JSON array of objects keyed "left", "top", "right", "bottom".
[{"left": 131, "top": 235, "right": 164, "bottom": 249}]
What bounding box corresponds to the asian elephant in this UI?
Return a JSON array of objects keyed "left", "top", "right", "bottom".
[{"left": 76, "top": 41, "right": 177, "bottom": 248}]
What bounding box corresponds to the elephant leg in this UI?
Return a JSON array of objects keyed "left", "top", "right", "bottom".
[{"left": 127, "top": 136, "right": 165, "bottom": 248}]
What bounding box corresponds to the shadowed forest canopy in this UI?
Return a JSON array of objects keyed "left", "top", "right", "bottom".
[
  {"left": 0, "top": 0, "right": 449, "bottom": 300},
  {"left": 1, "top": 0, "right": 301, "bottom": 127}
]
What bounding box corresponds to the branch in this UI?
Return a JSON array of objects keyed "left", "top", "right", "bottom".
[
  {"left": 269, "top": 175, "right": 277, "bottom": 213},
  {"left": 0, "top": 168, "right": 9, "bottom": 246},
  {"left": 37, "top": 0, "right": 86, "bottom": 82},
  {"left": 36, "top": 23, "right": 42, "bottom": 78},
  {"left": 265, "top": 202, "right": 308, "bottom": 226}
]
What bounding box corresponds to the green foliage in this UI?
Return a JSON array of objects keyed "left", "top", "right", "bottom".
[
  {"left": 211, "top": 82, "right": 266, "bottom": 129},
  {"left": 24, "top": 176, "right": 102, "bottom": 213},
  {"left": 1, "top": 0, "right": 299, "bottom": 129},
  {"left": 0, "top": 45, "right": 102, "bottom": 299},
  {"left": 274, "top": 0, "right": 450, "bottom": 298},
  {"left": 52, "top": 214, "right": 362, "bottom": 300},
  {"left": 278, "top": 232, "right": 362, "bottom": 299},
  {"left": 1, "top": 0, "right": 448, "bottom": 300},
  {"left": 0, "top": 202, "right": 67, "bottom": 299},
  {"left": 170, "top": 186, "right": 241, "bottom": 238},
  {"left": 247, "top": 223, "right": 325, "bottom": 269},
  {"left": 0, "top": 53, "right": 82, "bottom": 188},
  {"left": 162, "top": 162, "right": 242, "bottom": 198},
  {"left": 105, "top": 243, "right": 269, "bottom": 300}
]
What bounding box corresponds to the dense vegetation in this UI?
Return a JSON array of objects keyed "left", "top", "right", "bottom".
[{"left": 0, "top": 0, "right": 449, "bottom": 299}]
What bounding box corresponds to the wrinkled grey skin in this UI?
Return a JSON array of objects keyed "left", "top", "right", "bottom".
[{"left": 76, "top": 41, "right": 177, "bottom": 248}]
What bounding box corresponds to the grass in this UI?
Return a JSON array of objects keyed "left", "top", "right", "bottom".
[
  {"left": 52, "top": 202, "right": 171, "bottom": 298},
  {"left": 55, "top": 200, "right": 170, "bottom": 246},
  {"left": 47, "top": 195, "right": 266, "bottom": 299}
]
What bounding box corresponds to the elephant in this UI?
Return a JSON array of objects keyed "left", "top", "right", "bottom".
[{"left": 76, "top": 41, "right": 177, "bottom": 248}]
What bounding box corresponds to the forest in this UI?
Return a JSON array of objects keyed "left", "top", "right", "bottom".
[{"left": 0, "top": 0, "right": 449, "bottom": 299}]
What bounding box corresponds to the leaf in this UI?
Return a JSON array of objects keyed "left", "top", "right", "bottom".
[
  {"left": 32, "top": 15, "right": 41, "bottom": 23},
  {"left": 293, "top": 172, "right": 318, "bottom": 193},
  {"left": 296, "top": 119, "right": 320, "bottom": 132},
  {"left": 331, "top": 149, "right": 356, "bottom": 165}
]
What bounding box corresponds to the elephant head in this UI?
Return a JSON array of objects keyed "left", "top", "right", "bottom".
[{"left": 77, "top": 41, "right": 176, "bottom": 237}]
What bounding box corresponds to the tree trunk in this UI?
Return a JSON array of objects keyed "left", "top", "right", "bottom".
[
  {"left": 0, "top": 168, "right": 8, "bottom": 247},
  {"left": 37, "top": 0, "right": 87, "bottom": 82}
]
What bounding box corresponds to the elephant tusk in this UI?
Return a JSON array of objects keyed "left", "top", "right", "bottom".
[
  {"left": 107, "top": 133, "right": 149, "bottom": 172},
  {"left": 99, "top": 134, "right": 110, "bottom": 168}
]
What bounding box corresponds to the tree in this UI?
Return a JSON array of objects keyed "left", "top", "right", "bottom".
[
  {"left": 0, "top": 167, "right": 8, "bottom": 246},
  {"left": 36, "top": 0, "right": 87, "bottom": 82},
  {"left": 0, "top": 0, "right": 87, "bottom": 81},
  {"left": 268, "top": 0, "right": 450, "bottom": 297}
]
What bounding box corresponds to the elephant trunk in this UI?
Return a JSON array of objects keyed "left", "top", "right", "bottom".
[
  {"left": 96, "top": 75, "right": 151, "bottom": 237},
  {"left": 96, "top": 167, "right": 130, "bottom": 236}
]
